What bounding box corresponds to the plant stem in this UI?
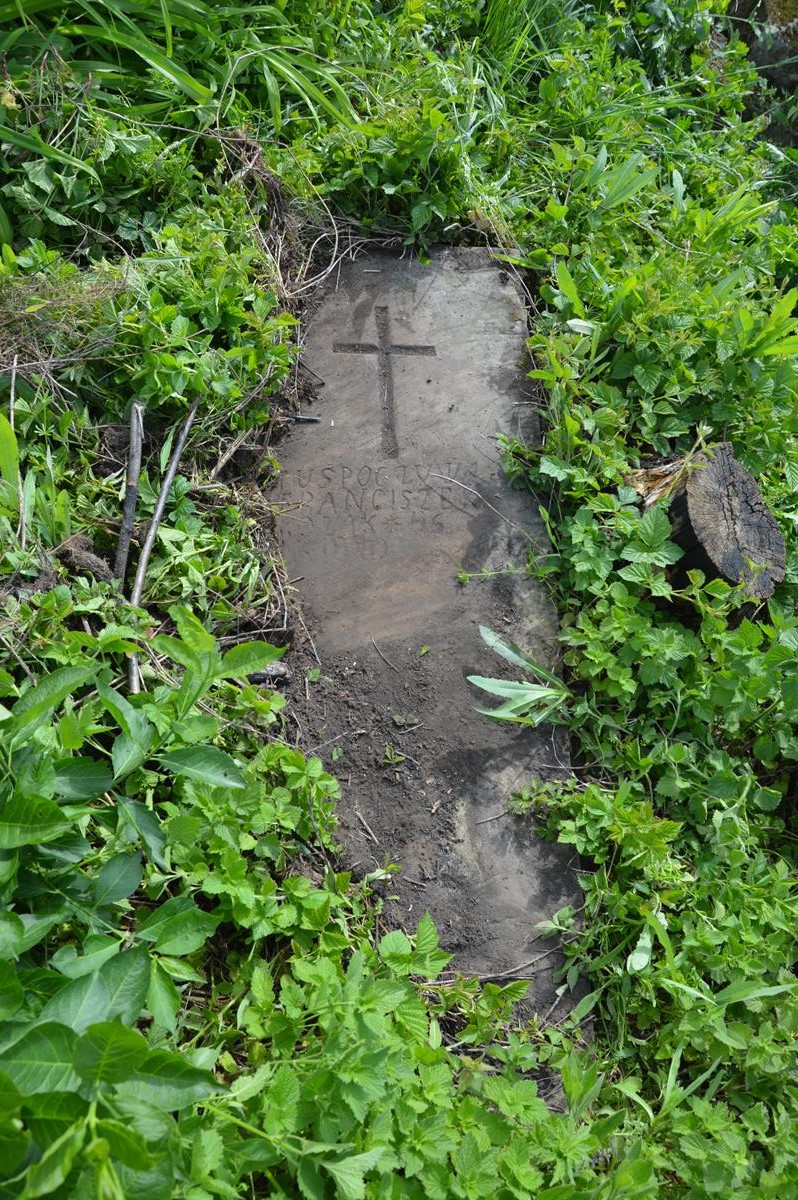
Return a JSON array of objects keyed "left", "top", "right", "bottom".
[
  {"left": 114, "top": 401, "right": 145, "bottom": 582},
  {"left": 128, "top": 401, "right": 198, "bottom": 692}
]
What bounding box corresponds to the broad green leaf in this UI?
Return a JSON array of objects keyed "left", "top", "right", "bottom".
[
  {"left": 137, "top": 895, "right": 220, "bottom": 956},
  {"left": 0, "top": 1073, "right": 21, "bottom": 1122},
  {"left": 147, "top": 962, "right": 180, "bottom": 1032},
  {"left": 112, "top": 730, "right": 154, "bottom": 780},
  {"left": 322, "top": 1150, "right": 383, "bottom": 1200},
  {"left": 96, "top": 682, "right": 153, "bottom": 745},
  {"left": 53, "top": 757, "right": 114, "bottom": 800},
  {"left": 0, "top": 1119, "right": 29, "bottom": 1176},
  {"left": 414, "top": 911, "right": 439, "bottom": 958},
  {"left": 0, "top": 795, "right": 70, "bottom": 849},
  {"left": 0, "top": 961, "right": 22, "bottom": 1019},
  {"left": 51, "top": 935, "right": 120, "bottom": 980},
  {"left": 169, "top": 606, "right": 216, "bottom": 654},
  {"left": 42, "top": 946, "right": 150, "bottom": 1032},
  {"left": 121, "top": 1050, "right": 218, "bottom": 1110},
  {"left": 217, "top": 641, "right": 284, "bottom": 679},
  {"left": 158, "top": 745, "right": 245, "bottom": 789},
  {"left": 95, "top": 853, "right": 143, "bottom": 907},
  {"left": 2, "top": 1022, "right": 79, "bottom": 1094},
  {"left": 626, "top": 926, "right": 654, "bottom": 974},
  {"left": 151, "top": 634, "right": 202, "bottom": 674},
  {"left": 555, "top": 260, "right": 585, "bottom": 317},
  {"left": 0, "top": 911, "right": 24, "bottom": 959},
  {"left": 20, "top": 1120, "right": 86, "bottom": 1198},
  {"left": 17, "top": 911, "right": 63, "bottom": 954},
  {"left": 378, "top": 930, "right": 412, "bottom": 973},
  {"left": 599, "top": 156, "right": 658, "bottom": 210},
  {"left": 0, "top": 413, "right": 18, "bottom": 491},
  {"left": 74, "top": 1022, "right": 148, "bottom": 1085},
  {"left": 10, "top": 667, "right": 93, "bottom": 739},
  {"left": 118, "top": 798, "right": 167, "bottom": 868},
  {"left": 95, "top": 1119, "right": 153, "bottom": 1170}
]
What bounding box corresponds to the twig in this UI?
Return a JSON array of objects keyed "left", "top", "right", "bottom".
[
  {"left": 128, "top": 402, "right": 199, "bottom": 692},
  {"left": 208, "top": 428, "right": 249, "bottom": 482},
  {"left": 10, "top": 355, "right": 25, "bottom": 552},
  {"left": 296, "top": 605, "right": 321, "bottom": 666},
  {"left": 113, "top": 402, "right": 144, "bottom": 581},
  {"left": 370, "top": 636, "right": 398, "bottom": 673},
  {"left": 356, "top": 809, "right": 380, "bottom": 846},
  {"left": 428, "top": 473, "right": 531, "bottom": 542},
  {"left": 474, "top": 810, "right": 510, "bottom": 825}
]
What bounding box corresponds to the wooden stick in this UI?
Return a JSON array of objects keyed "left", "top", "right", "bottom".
[
  {"left": 128, "top": 402, "right": 198, "bottom": 692},
  {"left": 114, "top": 402, "right": 145, "bottom": 581},
  {"left": 370, "top": 635, "right": 398, "bottom": 673}
]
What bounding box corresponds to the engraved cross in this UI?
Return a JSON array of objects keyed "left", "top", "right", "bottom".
[{"left": 333, "top": 305, "right": 436, "bottom": 458}]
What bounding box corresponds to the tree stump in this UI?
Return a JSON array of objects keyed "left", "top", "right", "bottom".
[{"left": 629, "top": 443, "right": 786, "bottom": 600}]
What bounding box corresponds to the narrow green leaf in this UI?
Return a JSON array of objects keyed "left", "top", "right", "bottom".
[
  {"left": 0, "top": 121, "right": 99, "bottom": 180},
  {"left": 0, "top": 413, "right": 19, "bottom": 491}
]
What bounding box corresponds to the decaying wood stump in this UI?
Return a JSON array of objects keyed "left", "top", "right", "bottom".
[{"left": 629, "top": 443, "right": 786, "bottom": 600}]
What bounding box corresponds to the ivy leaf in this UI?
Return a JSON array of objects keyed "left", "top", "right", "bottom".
[{"left": 158, "top": 745, "right": 246, "bottom": 789}]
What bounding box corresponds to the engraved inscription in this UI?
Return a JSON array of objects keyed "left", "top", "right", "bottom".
[
  {"left": 333, "top": 306, "right": 435, "bottom": 458},
  {"left": 281, "top": 461, "right": 484, "bottom": 549}
]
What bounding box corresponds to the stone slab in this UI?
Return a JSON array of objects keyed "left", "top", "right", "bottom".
[{"left": 276, "top": 249, "right": 582, "bottom": 1011}]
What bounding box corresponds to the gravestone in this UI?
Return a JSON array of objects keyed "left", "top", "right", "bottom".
[{"left": 276, "top": 249, "right": 582, "bottom": 1011}]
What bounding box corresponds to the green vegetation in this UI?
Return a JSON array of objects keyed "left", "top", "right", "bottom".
[{"left": 2, "top": 0, "right": 798, "bottom": 1195}]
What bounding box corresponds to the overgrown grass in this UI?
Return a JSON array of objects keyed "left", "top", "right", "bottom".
[{"left": 1, "top": 0, "right": 798, "bottom": 1196}]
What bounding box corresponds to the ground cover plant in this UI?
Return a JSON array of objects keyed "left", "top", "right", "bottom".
[{"left": 1, "top": 0, "right": 798, "bottom": 1195}]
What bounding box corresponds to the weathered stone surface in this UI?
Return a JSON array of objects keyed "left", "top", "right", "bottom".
[{"left": 276, "top": 249, "right": 582, "bottom": 1011}]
